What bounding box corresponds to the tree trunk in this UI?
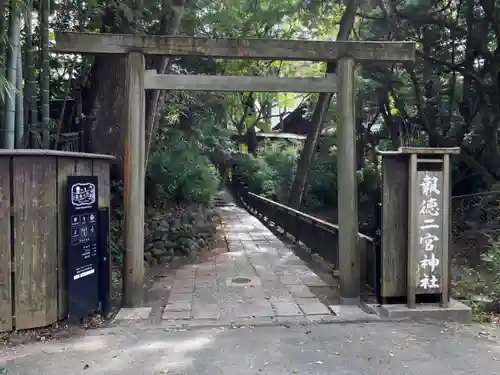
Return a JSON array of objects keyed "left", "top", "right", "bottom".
[
  {"left": 0, "top": 0, "right": 7, "bottom": 125},
  {"left": 85, "top": 0, "right": 186, "bottom": 175},
  {"left": 83, "top": 4, "right": 140, "bottom": 174},
  {"left": 24, "top": 0, "right": 38, "bottom": 147},
  {"left": 40, "top": 0, "right": 50, "bottom": 148},
  {"left": 2, "top": 0, "right": 21, "bottom": 149},
  {"left": 288, "top": 0, "right": 359, "bottom": 208},
  {"left": 144, "top": 0, "right": 186, "bottom": 166},
  {"left": 288, "top": 91, "right": 333, "bottom": 208},
  {"left": 15, "top": 46, "right": 23, "bottom": 148}
]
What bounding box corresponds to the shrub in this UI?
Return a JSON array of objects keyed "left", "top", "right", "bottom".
[
  {"left": 303, "top": 138, "right": 338, "bottom": 209},
  {"left": 482, "top": 240, "right": 500, "bottom": 310},
  {"left": 232, "top": 153, "right": 277, "bottom": 197},
  {"left": 235, "top": 136, "right": 382, "bottom": 212},
  {"left": 146, "top": 146, "right": 220, "bottom": 205},
  {"left": 260, "top": 143, "right": 299, "bottom": 201},
  {"left": 453, "top": 238, "right": 500, "bottom": 320},
  {"left": 304, "top": 159, "right": 338, "bottom": 209}
]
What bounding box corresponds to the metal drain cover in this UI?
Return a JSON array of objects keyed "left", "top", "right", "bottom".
[
  {"left": 231, "top": 277, "right": 252, "bottom": 284},
  {"left": 226, "top": 276, "right": 261, "bottom": 287}
]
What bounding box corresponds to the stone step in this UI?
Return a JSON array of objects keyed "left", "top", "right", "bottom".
[{"left": 211, "top": 195, "right": 233, "bottom": 207}]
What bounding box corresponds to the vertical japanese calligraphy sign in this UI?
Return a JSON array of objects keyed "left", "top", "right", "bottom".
[{"left": 415, "top": 170, "right": 444, "bottom": 294}]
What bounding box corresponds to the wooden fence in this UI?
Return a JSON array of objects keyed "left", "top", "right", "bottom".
[
  {"left": 0, "top": 150, "right": 113, "bottom": 332},
  {"left": 229, "top": 173, "right": 376, "bottom": 289}
]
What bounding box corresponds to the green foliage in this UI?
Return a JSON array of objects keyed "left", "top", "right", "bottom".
[
  {"left": 453, "top": 239, "right": 500, "bottom": 321},
  {"left": 235, "top": 136, "right": 382, "bottom": 212},
  {"left": 233, "top": 152, "right": 277, "bottom": 197},
  {"left": 302, "top": 137, "right": 338, "bottom": 209},
  {"left": 483, "top": 241, "right": 500, "bottom": 310},
  {"left": 260, "top": 141, "right": 299, "bottom": 201},
  {"left": 147, "top": 144, "right": 220, "bottom": 205},
  {"left": 233, "top": 138, "right": 339, "bottom": 209},
  {"left": 357, "top": 164, "right": 380, "bottom": 202},
  {"left": 109, "top": 180, "right": 125, "bottom": 265}
]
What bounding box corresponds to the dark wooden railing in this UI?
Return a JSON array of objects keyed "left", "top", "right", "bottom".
[{"left": 230, "top": 171, "right": 376, "bottom": 288}]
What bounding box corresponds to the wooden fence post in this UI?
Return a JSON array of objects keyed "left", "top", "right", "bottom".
[
  {"left": 337, "top": 57, "right": 360, "bottom": 305},
  {"left": 123, "top": 52, "right": 146, "bottom": 307}
]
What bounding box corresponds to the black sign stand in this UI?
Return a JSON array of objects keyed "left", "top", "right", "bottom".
[
  {"left": 98, "top": 207, "right": 111, "bottom": 316},
  {"left": 67, "top": 176, "right": 100, "bottom": 323}
]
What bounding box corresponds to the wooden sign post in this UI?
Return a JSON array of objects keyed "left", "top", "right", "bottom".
[{"left": 377, "top": 147, "right": 460, "bottom": 308}]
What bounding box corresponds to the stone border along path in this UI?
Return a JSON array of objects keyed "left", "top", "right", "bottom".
[{"left": 113, "top": 193, "right": 378, "bottom": 329}]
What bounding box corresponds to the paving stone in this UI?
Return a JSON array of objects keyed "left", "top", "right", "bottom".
[
  {"left": 264, "top": 287, "right": 293, "bottom": 300},
  {"left": 192, "top": 302, "right": 221, "bottom": 319},
  {"left": 114, "top": 307, "right": 152, "bottom": 320},
  {"left": 296, "top": 299, "right": 333, "bottom": 316},
  {"left": 218, "top": 299, "right": 243, "bottom": 313},
  {"left": 195, "top": 277, "right": 217, "bottom": 285},
  {"left": 164, "top": 301, "right": 191, "bottom": 311},
  {"left": 175, "top": 270, "right": 196, "bottom": 279},
  {"left": 196, "top": 271, "right": 217, "bottom": 279},
  {"left": 272, "top": 301, "right": 303, "bottom": 316},
  {"left": 293, "top": 267, "right": 316, "bottom": 276},
  {"left": 260, "top": 276, "right": 282, "bottom": 285},
  {"left": 328, "top": 305, "right": 379, "bottom": 321},
  {"left": 183, "top": 319, "right": 232, "bottom": 328},
  {"left": 217, "top": 266, "right": 236, "bottom": 277},
  {"left": 276, "top": 315, "right": 308, "bottom": 324},
  {"left": 171, "top": 279, "right": 195, "bottom": 289},
  {"left": 193, "top": 293, "right": 219, "bottom": 305},
  {"left": 236, "top": 269, "right": 258, "bottom": 278},
  {"left": 215, "top": 257, "right": 237, "bottom": 266},
  {"left": 197, "top": 264, "right": 217, "bottom": 273},
  {"left": 169, "top": 285, "right": 195, "bottom": 294},
  {"left": 162, "top": 309, "right": 191, "bottom": 320},
  {"left": 241, "top": 299, "right": 274, "bottom": 318},
  {"left": 242, "top": 244, "right": 261, "bottom": 252},
  {"left": 196, "top": 273, "right": 217, "bottom": 281},
  {"left": 252, "top": 265, "right": 270, "bottom": 275},
  {"left": 288, "top": 284, "right": 316, "bottom": 298},
  {"left": 306, "top": 314, "right": 339, "bottom": 323},
  {"left": 268, "top": 295, "right": 295, "bottom": 303},
  {"left": 301, "top": 275, "right": 328, "bottom": 286},
  {"left": 168, "top": 293, "right": 193, "bottom": 303},
  {"left": 173, "top": 277, "right": 195, "bottom": 286},
  {"left": 241, "top": 287, "right": 267, "bottom": 300}
]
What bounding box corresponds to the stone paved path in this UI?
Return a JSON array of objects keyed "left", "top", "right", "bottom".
[{"left": 113, "top": 193, "right": 375, "bottom": 328}]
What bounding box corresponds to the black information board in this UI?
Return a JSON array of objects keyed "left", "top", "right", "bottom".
[
  {"left": 67, "top": 176, "right": 100, "bottom": 320},
  {"left": 98, "top": 207, "right": 111, "bottom": 316}
]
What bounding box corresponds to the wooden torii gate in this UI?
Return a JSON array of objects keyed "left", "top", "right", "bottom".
[{"left": 53, "top": 32, "right": 416, "bottom": 307}]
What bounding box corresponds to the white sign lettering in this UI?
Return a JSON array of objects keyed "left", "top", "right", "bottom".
[
  {"left": 417, "top": 172, "right": 441, "bottom": 291},
  {"left": 420, "top": 175, "right": 440, "bottom": 197},
  {"left": 419, "top": 273, "right": 440, "bottom": 289},
  {"left": 420, "top": 253, "right": 440, "bottom": 272},
  {"left": 420, "top": 197, "right": 439, "bottom": 216},
  {"left": 419, "top": 232, "right": 439, "bottom": 252}
]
